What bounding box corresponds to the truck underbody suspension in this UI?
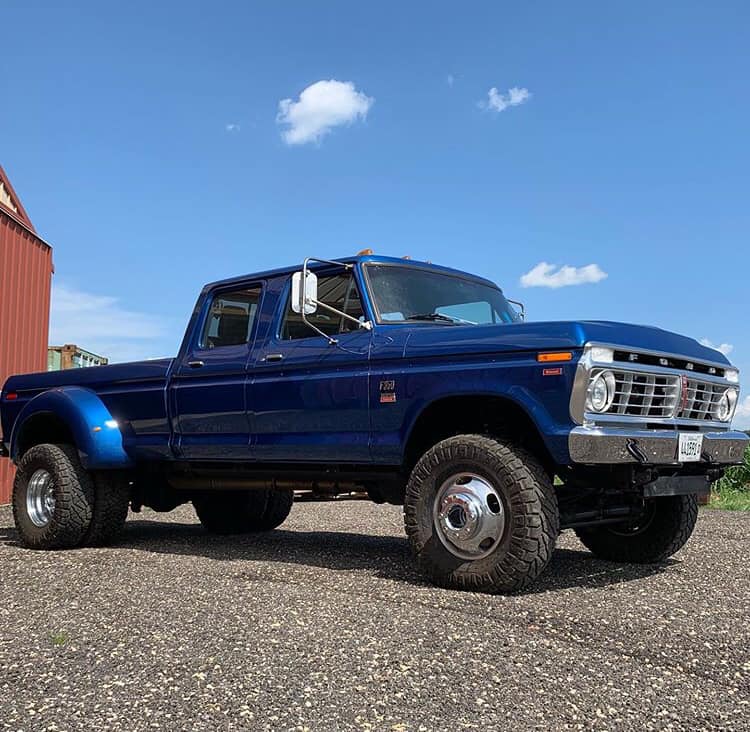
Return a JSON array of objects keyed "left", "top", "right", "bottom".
[{"left": 556, "top": 464, "right": 723, "bottom": 530}]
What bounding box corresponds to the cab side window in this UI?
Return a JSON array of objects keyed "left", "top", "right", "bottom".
[
  {"left": 201, "top": 287, "right": 262, "bottom": 348},
  {"left": 281, "top": 273, "right": 364, "bottom": 340}
]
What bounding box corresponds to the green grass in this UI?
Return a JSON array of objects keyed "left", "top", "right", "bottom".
[
  {"left": 49, "top": 630, "right": 69, "bottom": 646},
  {"left": 709, "top": 487, "right": 750, "bottom": 511},
  {"left": 708, "top": 445, "right": 750, "bottom": 511}
]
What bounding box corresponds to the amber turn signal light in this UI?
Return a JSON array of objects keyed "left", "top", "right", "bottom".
[{"left": 537, "top": 352, "right": 573, "bottom": 363}]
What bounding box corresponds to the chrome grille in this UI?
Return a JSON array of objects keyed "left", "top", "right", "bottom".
[
  {"left": 606, "top": 369, "right": 680, "bottom": 418},
  {"left": 573, "top": 344, "right": 739, "bottom": 427},
  {"left": 592, "top": 369, "right": 727, "bottom": 422},
  {"left": 677, "top": 379, "right": 726, "bottom": 421}
]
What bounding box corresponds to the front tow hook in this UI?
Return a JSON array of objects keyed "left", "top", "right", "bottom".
[{"left": 626, "top": 439, "right": 649, "bottom": 464}]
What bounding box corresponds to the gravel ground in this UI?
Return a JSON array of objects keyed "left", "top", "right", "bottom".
[{"left": 0, "top": 502, "right": 748, "bottom": 732}]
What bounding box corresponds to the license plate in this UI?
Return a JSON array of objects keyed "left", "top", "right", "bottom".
[{"left": 678, "top": 433, "right": 704, "bottom": 462}]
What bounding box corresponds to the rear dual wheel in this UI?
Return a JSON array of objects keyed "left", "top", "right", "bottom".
[{"left": 12, "top": 443, "right": 129, "bottom": 549}]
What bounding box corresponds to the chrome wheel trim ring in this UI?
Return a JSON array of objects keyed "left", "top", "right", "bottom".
[
  {"left": 433, "top": 472, "right": 506, "bottom": 560},
  {"left": 26, "top": 469, "right": 56, "bottom": 528}
]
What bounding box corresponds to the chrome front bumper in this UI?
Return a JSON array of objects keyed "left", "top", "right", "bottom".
[{"left": 569, "top": 427, "right": 749, "bottom": 465}]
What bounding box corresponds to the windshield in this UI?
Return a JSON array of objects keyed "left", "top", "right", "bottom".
[{"left": 364, "top": 264, "right": 521, "bottom": 325}]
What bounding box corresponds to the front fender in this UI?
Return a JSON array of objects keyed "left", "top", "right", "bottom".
[
  {"left": 395, "top": 358, "right": 578, "bottom": 466},
  {"left": 400, "top": 386, "right": 571, "bottom": 465},
  {"left": 11, "top": 387, "right": 133, "bottom": 469}
]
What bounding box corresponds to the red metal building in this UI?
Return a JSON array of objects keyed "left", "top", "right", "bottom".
[{"left": 0, "top": 165, "right": 54, "bottom": 504}]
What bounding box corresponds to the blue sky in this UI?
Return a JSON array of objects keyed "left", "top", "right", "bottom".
[{"left": 2, "top": 2, "right": 749, "bottom": 424}]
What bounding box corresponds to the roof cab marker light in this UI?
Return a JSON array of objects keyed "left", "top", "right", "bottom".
[{"left": 537, "top": 352, "right": 573, "bottom": 363}]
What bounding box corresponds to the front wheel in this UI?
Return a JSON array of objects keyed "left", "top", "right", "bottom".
[
  {"left": 404, "top": 435, "right": 559, "bottom": 594},
  {"left": 575, "top": 495, "right": 698, "bottom": 563}
]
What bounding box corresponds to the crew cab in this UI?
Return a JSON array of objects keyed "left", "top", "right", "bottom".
[{"left": 1, "top": 254, "right": 747, "bottom": 592}]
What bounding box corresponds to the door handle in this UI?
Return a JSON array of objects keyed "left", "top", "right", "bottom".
[
  {"left": 263, "top": 353, "right": 284, "bottom": 362},
  {"left": 187, "top": 360, "right": 205, "bottom": 369}
]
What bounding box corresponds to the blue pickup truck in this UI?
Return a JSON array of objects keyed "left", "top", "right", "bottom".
[{"left": 1, "top": 254, "right": 747, "bottom": 592}]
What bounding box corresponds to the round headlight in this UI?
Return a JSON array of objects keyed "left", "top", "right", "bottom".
[
  {"left": 587, "top": 370, "right": 616, "bottom": 413},
  {"left": 714, "top": 388, "right": 738, "bottom": 422}
]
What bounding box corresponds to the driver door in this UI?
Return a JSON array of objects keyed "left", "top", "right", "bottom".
[{"left": 250, "top": 271, "right": 372, "bottom": 463}]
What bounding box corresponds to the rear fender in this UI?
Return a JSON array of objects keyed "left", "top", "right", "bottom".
[{"left": 10, "top": 387, "right": 133, "bottom": 469}]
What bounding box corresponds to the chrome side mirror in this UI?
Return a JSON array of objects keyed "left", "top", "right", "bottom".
[
  {"left": 291, "top": 270, "right": 318, "bottom": 314},
  {"left": 292, "top": 258, "right": 373, "bottom": 344}
]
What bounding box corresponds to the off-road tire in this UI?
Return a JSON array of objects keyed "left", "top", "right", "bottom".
[
  {"left": 84, "top": 472, "right": 131, "bottom": 546},
  {"left": 12, "top": 443, "right": 94, "bottom": 550},
  {"left": 575, "top": 495, "right": 698, "bottom": 563},
  {"left": 255, "top": 489, "right": 294, "bottom": 531},
  {"left": 404, "top": 435, "right": 559, "bottom": 594},
  {"left": 194, "top": 488, "right": 294, "bottom": 535}
]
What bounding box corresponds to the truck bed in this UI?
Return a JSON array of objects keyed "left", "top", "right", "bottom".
[
  {"left": 1, "top": 359, "right": 173, "bottom": 460},
  {"left": 3, "top": 358, "right": 173, "bottom": 394}
]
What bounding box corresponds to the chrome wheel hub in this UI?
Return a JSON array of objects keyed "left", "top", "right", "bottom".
[
  {"left": 27, "top": 469, "right": 56, "bottom": 528},
  {"left": 433, "top": 473, "right": 505, "bottom": 560}
]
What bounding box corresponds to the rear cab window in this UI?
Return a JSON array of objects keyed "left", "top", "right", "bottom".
[{"left": 201, "top": 286, "right": 262, "bottom": 349}]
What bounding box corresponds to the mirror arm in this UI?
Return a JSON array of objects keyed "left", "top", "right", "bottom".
[
  {"left": 311, "top": 299, "right": 373, "bottom": 330},
  {"left": 302, "top": 316, "right": 339, "bottom": 345},
  {"left": 302, "top": 256, "right": 353, "bottom": 271},
  {"left": 507, "top": 298, "right": 526, "bottom": 320},
  {"left": 299, "top": 257, "right": 372, "bottom": 343}
]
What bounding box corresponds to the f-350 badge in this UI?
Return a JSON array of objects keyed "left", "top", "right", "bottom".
[{"left": 380, "top": 380, "right": 396, "bottom": 403}]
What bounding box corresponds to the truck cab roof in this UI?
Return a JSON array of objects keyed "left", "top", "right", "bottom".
[{"left": 202, "top": 254, "right": 499, "bottom": 293}]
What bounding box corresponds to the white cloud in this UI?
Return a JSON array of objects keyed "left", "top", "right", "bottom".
[
  {"left": 735, "top": 396, "right": 750, "bottom": 430},
  {"left": 699, "top": 338, "right": 734, "bottom": 357},
  {"left": 277, "top": 79, "right": 374, "bottom": 145},
  {"left": 447, "top": 74, "right": 455, "bottom": 87},
  {"left": 481, "top": 86, "right": 531, "bottom": 113},
  {"left": 50, "top": 284, "right": 171, "bottom": 364},
  {"left": 520, "top": 262, "right": 608, "bottom": 289},
  {"left": 225, "top": 123, "right": 240, "bottom": 133}
]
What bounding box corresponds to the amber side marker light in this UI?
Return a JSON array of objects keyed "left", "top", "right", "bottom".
[{"left": 537, "top": 352, "right": 573, "bottom": 363}]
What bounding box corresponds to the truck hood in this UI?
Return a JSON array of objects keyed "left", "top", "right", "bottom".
[{"left": 402, "top": 320, "right": 732, "bottom": 365}]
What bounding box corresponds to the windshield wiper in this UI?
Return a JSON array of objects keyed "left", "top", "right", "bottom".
[{"left": 406, "top": 313, "right": 460, "bottom": 324}]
